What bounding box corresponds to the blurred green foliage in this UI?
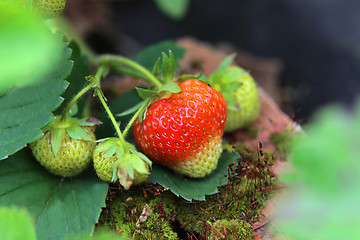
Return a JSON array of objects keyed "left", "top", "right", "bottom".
[
  {"left": 0, "top": 206, "right": 37, "bottom": 240},
  {"left": 0, "top": 207, "right": 126, "bottom": 240},
  {"left": 276, "top": 100, "right": 360, "bottom": 240},
  {"left": 154, "top": 0, "right": 190, "bottom": 20},
  {"left": 0, "top": 0, "right": 62, "bottom": 95}
]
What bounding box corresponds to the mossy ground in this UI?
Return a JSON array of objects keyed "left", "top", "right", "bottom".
[
  {"left": 209, "top": 219, "right": 254, "bottom": 240},
  {"left": 98, "top": 185, "right": 178, "bottom": 239},
  {"left": 97, "top": 144, "right": 276, "bottom": 240},
  {"left": 270, "top": 128, "right": 301, "bottom": 160}
]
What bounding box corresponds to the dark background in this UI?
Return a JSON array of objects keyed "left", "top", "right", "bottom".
[{"left": 88, "top": 0, "right": 360, "bottom": 122}]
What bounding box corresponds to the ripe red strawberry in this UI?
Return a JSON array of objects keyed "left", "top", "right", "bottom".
[{"left": 133, "top": 79, "right": 227, "bottom": 178}]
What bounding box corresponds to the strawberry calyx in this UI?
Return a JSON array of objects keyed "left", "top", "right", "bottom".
[
  {"left": 204, "top": 54, "right": 261, "bottom": 131},
  {"left": 151, "top": 50, "right": 202, "bottom": 88},
  {"left": 116, "top": 151, "right": 152, "bottom": 189},
  {"left": 117, "top": 51, "right": 203, "bottom": 126},
  {"left": 203, "top": 54, "right": 247, "bottom": 111},
  {"left": 94, "top": 138, "right": 152, "bottom": 189},
  {"left": 43, "top": 116, "right": 101, "bottom": 157}
]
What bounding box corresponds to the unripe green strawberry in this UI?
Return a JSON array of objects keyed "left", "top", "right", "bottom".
[
  {"left": 221, "top": 66, "right": 260, "bottom": 132},
  {"left": 30, "top": 116, "right": 99, "bottom": 177},
  {"left": 133, "top": 79, "right": 227, "bottom": 178},
  {"left": 32, "top": 0, "right": 66, "bottom": 18},
  {"left": 93, "top": 138, "right": 152, "bottom": 189},
  {"left": 207, "top": 55, "right": 260, "bottom": 132}
]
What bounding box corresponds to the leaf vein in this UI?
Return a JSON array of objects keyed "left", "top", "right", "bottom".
[
  {"left": 71, "top": 182, "right": 82, "bottom": 231},
  {"left": 35, "top": 179, "right": 63, "bottom": 225},
  {"left": 60, "top": 194, "right": 70, "bottom": 239},
  {"left": 0, "top": 178, "right": 52, "bottom": 197}
]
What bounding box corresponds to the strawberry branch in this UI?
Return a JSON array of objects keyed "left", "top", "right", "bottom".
[
  {"left": 97, "top": 55, "right": 163, "bottom": 89},
  {"left": 60, "top": 79, "right": 96, "bottom": 121},
  {"left": 59, "top": 64, "right": 108, "bottom": 122},
  {"left": 122, "top": 98, "right": 150, "bottom": 138},
  {"left": 89, "top": 67, "right": 130, "bottom": 152}
]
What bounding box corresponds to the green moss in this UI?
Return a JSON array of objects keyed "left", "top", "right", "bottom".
[
  {"left": 98, "top": 143, "right": 276, "bottom": 240},
  {"left": 72, "top": 229, "right": 128, "bottom": 240},
  {"left": 209, "top": 219, "right": 254, "bottom": 240},
  {"left": 175, "top": 144, "right": 276, "bottom": 238},
  {"left": 98, "top": 187, "right": 178, "bottom": 240},
  {"left": 175, "top": 180, "right": 273, "bottom": 235},
  {"left": 270, "top": 130, "right": 300, "bottom": 160}
]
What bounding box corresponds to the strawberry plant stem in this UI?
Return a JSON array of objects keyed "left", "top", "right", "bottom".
[
  {"left": 122, "top": 98, "right": 150, "bottom": 138},
  {"left": 94, "top": 87, "right": 126, "bottom": 144},
  {"left": 97, "top": 55, "right": 163, "bottom": 89},
  {"left": 60, "top": 65, "right": 107, "bottom": 122},
  {"left": 60, "top": 81, "right": 96, "bottom": 121},
  {"left": 91, "top": 66, "right": 128, "bottom": 150}
]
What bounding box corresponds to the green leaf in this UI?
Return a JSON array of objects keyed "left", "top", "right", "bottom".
[
  {"left": 0, "top": 41, "right": 72, "bottom": 160},
  {"left": 130, "top": 156, "right": 148, "bottom": 175},
  {"left": 161, "top": 51, "right": 177, "bottom": 82},
  {"left": 105, "top": 144, "right": 117, "bottom": 159},
  {"left": 51, "top": 128, "right": 66, "bottom": 157},
  {"left": 158, "top": 81, "right": 181, "bottom": 94},
  {"left": 216, "top": 54, "right": 236, "bottom": 75},
  {"left": 76, "top": 117, "right": 101, "bottom": 127},
  {"left": 207, "top": 53, "right": 236, "bottom": 84},
  {"left": 125, "top": 158, "right": 135, "bottom": 179},
  {"left": 70, "top": 230, "right": 128, "bottom": 240},
  {"left": 177, "top": 73, "right": 203, "bottom": 82},
  {"left": 116, "top": 100, "right": 146, "bottom": 117},
  {"left": 161, "top": 52, "right": 169, "bottom": 80},
  {"left": 133, "top": 150, "right": 152, "bottom": 165},
  {"left": 136, "top": 88, "right": 156, "bottom": 100},
  {"left": 147, "top": 151, "right": 238, "bottom": 201},
  {"left": 199, "top": 75, "right": 208, "bottom": 82},
  {"left": 0, "top": 2, "right": 64, "bottom": 95},
  {"left": 134, "top": 40, "right": 185, "bottom": 71},
  {"left": 275, "top": 103, "right": 360, "bottom": 240},
  {"left": 115, "top": 146, "right": 125, "bottom": 159},
  {"left": 152, "top": 57, "right": 161, "bottom": 76},
  {"left": 0, "top": 150, "right": 109, "bottom": 240},
  {"left": 0, "top": 206, "right": 37, "bottom": 240},
  {"left": 221, "top": 92, "right": 238, "bottom": 111},
  {"left": 154, "top": 0, "right": 190, "bottom": 20},
  {"left": 66, "top": 125, "right": 93, "bottom": 141}
]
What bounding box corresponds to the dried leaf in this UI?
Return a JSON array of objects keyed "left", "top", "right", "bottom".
[{"left": 136, "top": 204, "right": 153, "bottom": 227}]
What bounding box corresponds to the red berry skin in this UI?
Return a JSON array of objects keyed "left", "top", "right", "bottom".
[{"left": 133, "top": 79, "right": 227, "bottom": 178}]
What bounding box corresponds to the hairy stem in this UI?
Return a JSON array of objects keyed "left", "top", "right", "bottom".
[
  {"left": 60, "top": 65, "right": 109, "bottom": 122},
  {"left": 94, "top": 87, "right": 126, "bottom": 144},
  {"left": 60, "top": 81, "right": 96, "bottom": 121},
  {"left": 97, "top": 55, "right": 163, "bottom": 89},
  {"left": 92, "top": 67, "right": 128, "bottom": 149}
]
